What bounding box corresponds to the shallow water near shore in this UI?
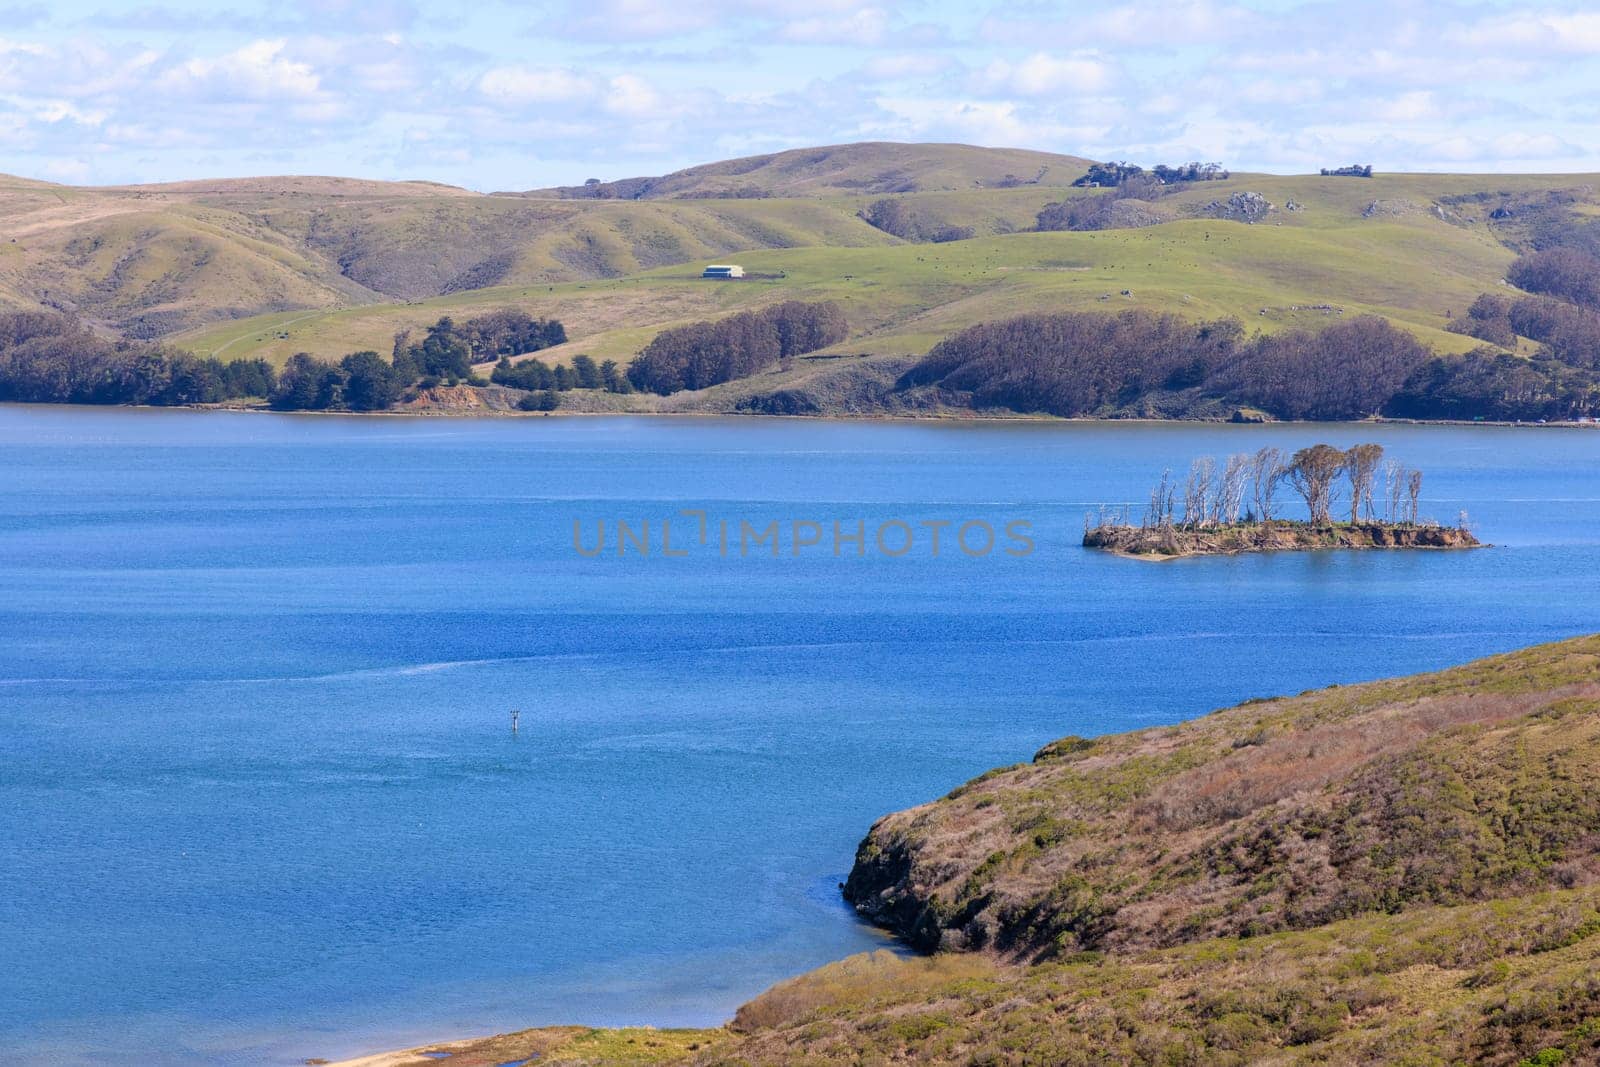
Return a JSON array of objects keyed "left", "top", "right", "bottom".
[{"left": 3, "top": 406, "right": 1599, "bottom": 1065}]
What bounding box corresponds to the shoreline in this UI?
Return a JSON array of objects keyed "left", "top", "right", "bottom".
[
  {"left": 316, "top": 1039, "right": 476, "bottom": 1067},
  {"left": 313, "top": 1024, "right": 728, "bottom": 1067},
  {"left": 4, "top": 399, "right": 1599, "bottom": 430},
  {"left": 1101, "top": 541, "right": 1486, "bottom": 561}
]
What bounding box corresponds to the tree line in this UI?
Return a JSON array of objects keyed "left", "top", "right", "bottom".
[
  {"left": 491, "top": 352, "right": 630, "bottom": 394},
  {"left": 387, "top": 310, "right": 566, "bottom": 383},
  {"left": 899, "top": 307, "right": 1600, "bottom": 422},
  {"left": 626, "top": 301, "right": 848, "bottom": 395},
  {"left": 1434, "top": 242, "right": 1600, "bottom": 418},
  {"left": 269, "top": 309, "right": 569, "bottom": 411},
  {"left": 1071, "top": 161, "right": 1229, "bottom": 188},
  {"left": 1098, "top": 443, "right": 1429, "bottom": 533},
  {"left": 1042, "top": 161, "right": 1230, "bottom": 233},
  {"left": 0, "top": 307, "right": 571, "bottom": 412},
  {"left": 0, "top": 311, "right": 275, "bottom": 406}
]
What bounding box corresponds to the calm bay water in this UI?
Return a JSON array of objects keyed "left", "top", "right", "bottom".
[{"left": 3, "top": 405, "right": 1599, "bottom": 1065}]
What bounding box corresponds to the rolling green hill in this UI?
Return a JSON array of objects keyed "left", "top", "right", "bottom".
[
  {"left": 0, "top": 144, "right": 1093, "bottom": 339},
  {"left": 332, "top": 635, "right": 1600, "bottom": 1067},
  {"left": 7, "top": 145, "right": 1600, "bottom": 418},
  {"left": 174, "top": 168, "right": 1577, "bottom": 399}
]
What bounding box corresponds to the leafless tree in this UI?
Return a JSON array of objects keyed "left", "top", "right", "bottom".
[
  {"left": 1218, "top": 453, "right": 1250, "bottom": 524},
  {"left": 1384, "top": 459, "right": 1404, "bottom": 522},
  {"left": 1250, "top": 447, "right": 1284, "bottom": 522},
  {"left": 1405, "top": 469, "right": 1423, "bottom": 525},
  {"left": 1284, "top": 444, "right": 1346, "bottom": 525},
  {"left": 1182, "top": 456, "right": 1215, "bottom": 527},
  {"left": 1146, "top": 469, "right": 1176, "bottom": 529},
  {"left": 1344, "top": 443, "right": 1384, "bottom": 523}
]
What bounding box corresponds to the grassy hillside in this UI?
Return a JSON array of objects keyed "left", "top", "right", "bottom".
[
  {"left": 0, "top": 144, "right": 1092, "bottom": 338},
  {"left": 12, "top": 148, "right": 1596, "bottom": 367},
  {"left": 0, "top": 163, "right": 906, "bottom": 335},
  {"left": 334, "top": 635, "right": 1600, "bottom": 1067},
  {"left": 513, "top": 141, "right": 1095, "bottom": 199},
  {"left": 10, "top": 149, "right": 1600, "bottom": 419},
  {"left": 177, "top": 168, "right": 1572, "bottom": 380}
]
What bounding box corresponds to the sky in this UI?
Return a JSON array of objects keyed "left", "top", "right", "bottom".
[{"left": 1, "top": 0, "right": 1598, "bottom": 189}]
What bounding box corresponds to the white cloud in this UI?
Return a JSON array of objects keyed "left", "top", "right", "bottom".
[
  {"left": 159, "top": 39, "right": 322, "bottom": 100},
  {"left": 479, "top": 65, "right": 595, "bottom": 104},
  {"left": 859, "top": 53, "right": 954, "bottom": 81},
  {"left": 603, "top": 73, "right": 668, "bottom": 118},
  {"left": 1421, "top": 130, "right": 1584, "bottom": 163},
  {"left": 1448, "top": 10, "right": 1600, "bottom": 54},
  {"left": 4, "top": 0, "right": 1600, "bottom": 189},
  {"left": 980, "top": 0, "right": 1249, "bottom": 48},
  {"left": 781, "top": 8, "right": 891, "bottom": 45},
  {"left": 543, "top": 0, "right": 716, "bottom": 41},
  {"left": 977, "top": 52, "right": 1116, "bottom": 97},
  {"left": 1373, "top": 90, "right": 1442, "bottom": 123},
  {"left": 872, "top": 94, "right": 1101, "bottom": 146}
]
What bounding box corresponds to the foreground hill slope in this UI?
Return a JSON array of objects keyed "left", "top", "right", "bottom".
[
  {"left": 844, "top": 634, "right": 1600, "bottom": 957},
  {"left": 338, "top": 636, "right": 1600, "bottom": 1066}
]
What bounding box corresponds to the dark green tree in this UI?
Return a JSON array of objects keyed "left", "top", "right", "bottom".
[
  {"left": 341, "top": 350, "right": 401, "bottom": 411},
  {"left": 571, "top": 354, "right": 601, "bottom": 389}
]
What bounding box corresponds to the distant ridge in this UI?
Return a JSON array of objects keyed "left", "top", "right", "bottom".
[
  {"left": 508, "top": 141, "right": 1097, "bottom": 200},
  {"left": 95, "top": 176, "right": 478, "bottom": 198},
  {"left": 0, "top": 142, "right": 1097, "bottom": 336}
]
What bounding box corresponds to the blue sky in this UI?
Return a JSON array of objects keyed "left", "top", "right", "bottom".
[{"left": 2, "top": 0, "right": 1597, "bottom": 189}]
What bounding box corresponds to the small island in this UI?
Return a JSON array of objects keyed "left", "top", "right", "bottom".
[{"left": 1084, "top": 443, "right": 1483, "bottom": 558}]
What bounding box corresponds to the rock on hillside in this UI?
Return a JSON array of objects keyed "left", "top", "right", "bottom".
[{"left": 1192, "top": 190, "right": 1273, "bottom": 223}]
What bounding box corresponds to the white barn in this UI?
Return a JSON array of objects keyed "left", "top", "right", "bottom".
[{"left": 701, "top": 264, "right": 745, "bottom": 279}]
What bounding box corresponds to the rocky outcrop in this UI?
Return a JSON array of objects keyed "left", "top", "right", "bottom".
[
  {"left": 1191, "top": 191, "right": 1271, "bottom": 223},
  {"left": 398, "top": 383, "right": 525, "bottom": 413},
  {"left": 1362, "top": 198, "right": 1423, "bottom": 218}
]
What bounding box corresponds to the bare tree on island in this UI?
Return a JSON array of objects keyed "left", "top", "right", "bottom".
[
  {"left": 1088, "top": 443, "right": 1477, "bottom": 556},
  {"left": 1218, "top": 453, "right": 1250, "bottom": 525},
  {"left": 1182, "top": 457, "right": 1215, "bottom": 528},
  {"left": 1345, "top": 443, "right": 1384, "bottom": 523},
  {"left": 1384, "top": 459, "right": 1405, "bottom": 522},
  {"left": 1284, "top": 444, "right": 1346, "bottom": 526},
  {"left": 1146, "top": 469, "right": 1176, "bottom": 530},
  {"left": 1251, "top": 447, "right": 1285, "bottom": 522}
]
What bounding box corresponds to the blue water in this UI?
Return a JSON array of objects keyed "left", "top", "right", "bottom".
[{"left": 3, "top": 406, "right": 1598, "bottom": 1065}]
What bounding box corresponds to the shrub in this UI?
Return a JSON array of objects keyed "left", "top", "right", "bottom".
[{"left": 1508, "top": 248, "right": 1600, "bottom": 309}]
